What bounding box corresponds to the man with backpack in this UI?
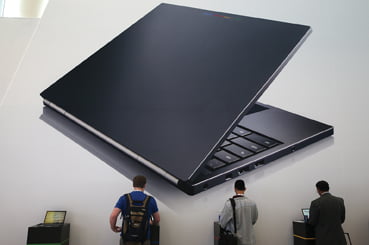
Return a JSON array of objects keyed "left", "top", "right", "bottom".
[
  {"left": 219, "top": 179, "right": 258, "bottom": 245},
  {"left": 110, "top": 175, "right": 160, "bottom": 245}
]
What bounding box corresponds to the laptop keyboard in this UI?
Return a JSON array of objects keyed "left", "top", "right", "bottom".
[{"left": 206, "top": 125, "right": 281, "bottom": 171}]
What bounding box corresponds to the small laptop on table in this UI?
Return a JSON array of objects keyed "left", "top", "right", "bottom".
[
  {"left": 38, "top": 211, "right": 67, "bottom": 227},
  {"left": 302, "top": 208, "right": 310, "bottom": 223}
]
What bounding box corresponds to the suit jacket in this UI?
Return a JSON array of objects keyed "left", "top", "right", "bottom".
[{"left": 309, "top": 193, "right": 346, "bottom": 245}]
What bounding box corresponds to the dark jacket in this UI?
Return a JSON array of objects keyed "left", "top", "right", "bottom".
[{"left": 309, "top": 193, "right": 346, "bottom": 245}]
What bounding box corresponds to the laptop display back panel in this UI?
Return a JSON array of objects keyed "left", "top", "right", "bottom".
[{"left": 41, "top": 4, "right": 311, "bottom": 182}]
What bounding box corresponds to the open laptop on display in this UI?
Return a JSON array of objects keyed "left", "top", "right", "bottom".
[
  {"left": 302, "top": 208, "right": 310, "bottom": 222},
  {"left": 38, "top": 211, "right": 67, "bottom": 226},
  {"left": 40, "top": 3, "right": 333, "bottom": 195}
]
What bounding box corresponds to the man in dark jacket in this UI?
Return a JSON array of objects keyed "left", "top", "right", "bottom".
[{"left": 309, "top": 180, "right": 346, "bottom": 245}]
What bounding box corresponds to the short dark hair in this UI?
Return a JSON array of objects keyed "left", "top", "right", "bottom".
[
  {"left": 316, "top": 180, "right": 329, "bottom": 192},
  {"left": 235, "top": 179, "right": 246, "bottom": 191},
  {"left": 133, "top": 175, "right": 146, "bottom": 188}
]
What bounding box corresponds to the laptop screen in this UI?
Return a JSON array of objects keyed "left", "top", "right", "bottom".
[
  {"left": 302, "top": 208, "right": 309, "bottom": 221},
  {"left": 44, "top": 211, "right": 66, "bottom": 224}
]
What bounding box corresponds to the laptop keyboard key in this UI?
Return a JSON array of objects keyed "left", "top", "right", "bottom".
[
  {"left": 245, "top": 134, "right": 278, "bottom": 148},
  {"left": 232, "top": 127, "right": 251, "bottom": 136},
  {"left": 206, "top": 159, "right": 226, "bottom": 170},
  {"left": 214, "top": 150, "right": 240, "bottom": 164},
  {"left": 227, "top": 133, "right": 238, "bottom": 140},
  {"left": 224, "top": 144, "right": 253, "bottom": 158},
  {"left": 231, "top": 137, "right": 266, "bottom": 153}
]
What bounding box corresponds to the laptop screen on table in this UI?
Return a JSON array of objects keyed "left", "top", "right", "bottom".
[
  {"left": 302, "top": 208, "right": 310, "bottom": 222},
  {"left": 44, "top": 211, "right": 66, "bottom": 224}
]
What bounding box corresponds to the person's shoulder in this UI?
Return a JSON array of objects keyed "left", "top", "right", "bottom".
[
  {"left": 246, "top": 197, "right": 257, "bottom": 206},
  {"left": 146, "top": 195, "right": 158, "bottom": 205},
  {"left": 119, "top": 193, "right": 129, "bottom": 200},
  {"left": 115, "top": 193, "right": 129, "bottom": 209},
  {"left": 331, "top": 194, "right": 344, "bottom": 202},
  {"left": 316, "top": 193, "right": 343, "bottom": 203},
  {"left": 147, "top": 195, "right": 159, "bottom": 212},
  {"left": 235, "top": 196, "right": 256, "bottom": 206},
  {"left": 223, "top": 198, "right": 232, "bottom": 207},
  {"left": 312, "top": 196, "right": 321, "bottom": 201},
  {"left": 323, "top": 193, "right": 341, "bottom": 200},
  {"left": 241, "top": 196, "right": 255, "bottom": 203},
  {"left": 310, "top": 196, "right": 321, "bottom": 205},
  {"left": 148, "top": 195, "right": 157, "bottom": 202}
]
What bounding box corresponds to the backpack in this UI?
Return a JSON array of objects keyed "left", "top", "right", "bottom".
[{"left": 122, "top": 193, "right": 151, "bottom": 243}]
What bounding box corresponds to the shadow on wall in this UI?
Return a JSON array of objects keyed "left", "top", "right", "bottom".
[
  {"left": 40, "top": 107, "right": 185, "bottom": 203},
  {"left": 40, "top": 106, "right": 334, "bottom": 208}
]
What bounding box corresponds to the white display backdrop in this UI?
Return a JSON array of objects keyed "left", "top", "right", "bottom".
[
  {"left": 1, "top": 0, "right": 368, "bottom": 245},
  {"left": 0, "top": 18, "right": 39, "bottom": 105}
]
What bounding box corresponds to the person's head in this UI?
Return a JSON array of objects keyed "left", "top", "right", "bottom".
[
  {"left": 234, "top": 179, "right": 246, "bottom": 194},
  {"left": 316, "top": 180, "right": 329, "bottom": 195},
  {"left": 133, "top": 175, "right": 146, "bottom": 189}
]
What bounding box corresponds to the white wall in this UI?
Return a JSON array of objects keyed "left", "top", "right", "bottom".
[
  {"left": 0, "top": 18, "right": 39, "bottom": 105},
  {"left": 1, "top": 0, "right": 369, "bottom": 245}
]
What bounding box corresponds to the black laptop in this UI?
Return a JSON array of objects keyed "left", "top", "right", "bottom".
[
  {"left": 40, "top": 3, "right": 333, "bottom": 195},
  {"left": 38, "top": 211, "right": 67, "bottom": 226},
  {"left": 302, "top": 208, "right": 310, "bottom": 222}
]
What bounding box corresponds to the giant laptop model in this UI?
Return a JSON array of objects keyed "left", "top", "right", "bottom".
[{"left": 40, "top": 3, "right": 333, "bottom": 195}]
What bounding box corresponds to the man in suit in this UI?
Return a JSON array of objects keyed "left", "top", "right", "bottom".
[{"left": 309, "top": 180, "right": 346, "bottom": 245}]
